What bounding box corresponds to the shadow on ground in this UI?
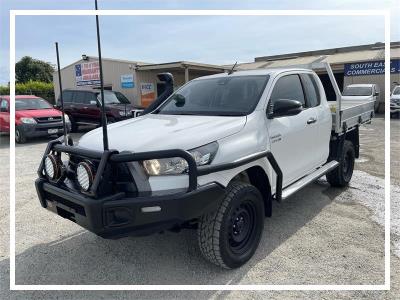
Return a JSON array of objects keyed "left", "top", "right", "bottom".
[{"left": 3, "top": 182, "right": 340, "bottom": 286}]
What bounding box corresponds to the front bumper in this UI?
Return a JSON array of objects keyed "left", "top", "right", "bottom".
[
  {"left": 18, "top": 121, "right": 71, "bottom": 138},
  {"left": 35, "top": 178, "right": 225, "bottom": 238}
]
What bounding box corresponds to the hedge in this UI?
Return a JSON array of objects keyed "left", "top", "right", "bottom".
[{"left": 0, "top": 81, "right": 55, "bottom": 103}]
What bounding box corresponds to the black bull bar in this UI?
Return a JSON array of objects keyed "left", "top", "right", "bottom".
[{"left": 37, "top": 140, "right": 283, "bottom": 201}]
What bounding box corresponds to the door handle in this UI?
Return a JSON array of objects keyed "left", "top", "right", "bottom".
[{"left": 307, "top": 117, "right": 317, "bottom": 124}]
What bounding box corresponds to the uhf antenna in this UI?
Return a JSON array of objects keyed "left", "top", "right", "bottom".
[
  {"left": 55, "top": 42, "right": 68, "bottom": 146},
  {"left": 228, "top": 61, "right": 237, "bottom": 75},
  {"left": 95, "top": 0, "right": 109, "bottom": 150}
]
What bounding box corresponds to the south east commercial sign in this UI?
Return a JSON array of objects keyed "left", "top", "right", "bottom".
[
  {"left": 75, "top": 61, "right": 100, "bottom": 86},
  {"left": 344, "top": 59, "right": 400, "bottom": 76}
]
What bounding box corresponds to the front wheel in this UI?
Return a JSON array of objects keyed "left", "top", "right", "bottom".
[
  {"left": 197, "top": 182, "right": 264, "bottom": 269},
  {"left": 326, "top": 140, "right": 355, "bottom": 187},
  {"left": 15, "top": 128, "right": 26, "bottom": 144}
]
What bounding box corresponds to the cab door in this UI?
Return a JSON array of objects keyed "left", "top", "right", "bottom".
[
  {"left": 0, "top": 98, "right": 10, "bottom": 132},
  {"left": 267, "top": 73, "right": 321, "bottom": 187}
]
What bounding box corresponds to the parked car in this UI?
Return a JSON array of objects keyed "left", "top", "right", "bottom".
[
  {"left": 0, "top": 95, "right": 71, "bottom": 143},
  {"left": 57, "top": 89, "right": 141, "bottom": 132},
  {"left": 36, "top": 62, "right": 375, "bottom": 269},
  {"left": 390, "top": 85, "right": 400, "bottom": 118},
  {"left": 342, "top": 83, "right": 380, "bottom": 112}
]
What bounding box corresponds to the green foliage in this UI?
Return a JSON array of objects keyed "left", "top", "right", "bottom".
[
  {"left": 16, "top": 56, "right": 55, "bottom": 83},
  {"left": 0, "top": 81, "right": 55, "bottom": 103}
]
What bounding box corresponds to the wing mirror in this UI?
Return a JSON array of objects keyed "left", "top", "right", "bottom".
[
  {"left": 374, "top": 92, "right": 380, "bottom": 96},
  {"left": 267, "top": 99, "right": 303, "bottom": 118},
  {"left": 91, "top": 100, "right": 100, "bottom": 107}
]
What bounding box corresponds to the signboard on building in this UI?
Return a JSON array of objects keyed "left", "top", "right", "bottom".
[
  {"left": 121, "top": 74, "right": 134, "bottom": 88},
  {"left": 75, "top": 61, "right": 100, "bottom": 86},
  {"left": 140, "top": 83, "right": 155, "bottom": 107},
  {"left": 344, "top": 59, "right": 400, "bottom": 76}
]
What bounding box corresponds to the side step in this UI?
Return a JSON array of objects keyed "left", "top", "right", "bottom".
[{"left": 281, "top": 160, "right": 339, "bottom": 201}]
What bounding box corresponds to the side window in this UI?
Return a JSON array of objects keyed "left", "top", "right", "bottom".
[
  {"left": 73, "top": 91, "right": 91, "bottom": 104},
  {"left": 61, "top": 91, "right": 74, "bottom": 103},
  {"left": 0, "top": 99, "right": 8, "bottom": 111},
  {"left": 270, "top": 74, "right": 305, "bottom": 106},
  {"left": 300, "top": 74, "right": 320, "bottom": 108}
]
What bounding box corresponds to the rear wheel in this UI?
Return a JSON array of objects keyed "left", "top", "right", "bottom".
[
  {"left": 326, "top": 140, "right": 355, "bottom": 187},
  {"left": 198, "top": 182, "right": 264, "bottom": 269},
  {"left": 15, "top": 128, "right": 26, "bottom": 144}
]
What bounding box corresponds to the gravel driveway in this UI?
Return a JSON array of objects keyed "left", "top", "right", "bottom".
[{"left": 0, "top": 116, "right": 399, "bottom": 299}]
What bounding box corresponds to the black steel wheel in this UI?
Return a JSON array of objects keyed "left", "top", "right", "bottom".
[
  {"left": 198, "top": 182, "right": 264, "bottom": 269},
  {"left": 327, "top": 140, "right": 355, "bottom": 187}
]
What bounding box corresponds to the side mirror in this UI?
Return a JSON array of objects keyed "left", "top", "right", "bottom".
[
  {"left": 374, "top": 92, "right": 380, "bottom": 96},
  {"left": 90, "top": 100, "right": 99, "bottom": 106},
  {"left": 267, "top": 99, "right": 303, "bottom": 118},
  {"left": 172, "top": 94, "right": 185, "bottom": 107}
]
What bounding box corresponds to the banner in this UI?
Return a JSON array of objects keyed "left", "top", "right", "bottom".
[
  {"left": 140, "top": 83, "right": 155, "bottom": 107},
  {"left": 344, "top": 59, "right": 400, "bottom": 76},
  {"left": 121, "top": 74, "right": 134, "bottom": 88},
  {"left": 75, "top": 61, "right": 100, "bottom": 86}
]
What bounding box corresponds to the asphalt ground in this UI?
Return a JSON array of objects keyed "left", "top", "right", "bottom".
[{"left": 0, "top": 116, "right": 399, "bottom": 299}]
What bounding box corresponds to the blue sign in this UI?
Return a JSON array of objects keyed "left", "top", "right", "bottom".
[
  {"left": 121, "top": 74, "right": 134, "bottom": 88},
  {"left": 344, "top": 59, "right": 400, "bottom": 76}
]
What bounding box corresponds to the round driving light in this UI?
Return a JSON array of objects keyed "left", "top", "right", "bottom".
[
  {"left": 76, "top": 161, "right": 94, "bottom": 191},
  {"left": 44, "top": 154, "right": 61, "bottom": 180}
]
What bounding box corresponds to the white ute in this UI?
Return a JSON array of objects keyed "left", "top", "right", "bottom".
[{"left": 36, "top": 60, "right": 375, "bottom": 269}]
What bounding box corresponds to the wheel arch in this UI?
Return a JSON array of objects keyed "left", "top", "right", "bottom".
[{"left": 229, "top": 165, "right": 273, "bottom": 217}]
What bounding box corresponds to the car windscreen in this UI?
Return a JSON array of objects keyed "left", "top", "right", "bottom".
[
  {"left": 15, "top": 98, "right": 52, "bottom": 111},
  {"left": 342, "top": 86, "right": 372, "bottom": 96},
  {"left": 97, "top": 91, "right": 130, "bottom": 104},
  {"left": 393, "top": 87, "right": 400, "bottom": 95},
  {"left": 156, "top": 75, "right": 269, "bottom": 116}
]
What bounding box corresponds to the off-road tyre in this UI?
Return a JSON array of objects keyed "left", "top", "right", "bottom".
[
  {"left": 326, "top": 140, "right": 355, "bottom": 187},
  {"left": 197, "top": 182, "right": 264, "bottom": 269}
]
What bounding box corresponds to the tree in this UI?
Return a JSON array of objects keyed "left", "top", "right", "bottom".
[{"left": 15, "top": 56, "right": 55, "bottom": 83}]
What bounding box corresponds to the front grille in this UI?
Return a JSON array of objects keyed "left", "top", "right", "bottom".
[
  {"left": 66, "top": 155, "right": 138, "bottom": 197},
  {"left": 35, "top": 116, "right": 62, "bottom": 123}
]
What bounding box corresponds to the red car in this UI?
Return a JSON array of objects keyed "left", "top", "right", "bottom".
[{"left": 0, "top": 95, "right": 71, "bottom": 143}]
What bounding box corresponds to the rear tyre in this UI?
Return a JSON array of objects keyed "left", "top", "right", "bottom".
[
  {"left": 15, "top": 128, "right": 26, "bottom": 144},
  {"left": 197, "top": 182, "right": 264, "bottom": 269},
  {"left": 326, "top": 140, "right": 355, "bottom": 187}
]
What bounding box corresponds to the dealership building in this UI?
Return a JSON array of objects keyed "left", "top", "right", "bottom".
[
  {"left": 53, "top": 58, "right": 227, "bottom": 107},
  {"left": 54, "top": 42, "right": 399, "bottom": 111}
]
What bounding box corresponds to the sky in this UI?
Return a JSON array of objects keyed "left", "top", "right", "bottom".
[{"left": 1, "top": 0, "right": 400, "bottom": 85}]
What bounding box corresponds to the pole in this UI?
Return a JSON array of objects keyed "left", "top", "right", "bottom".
[
  {"left": 55, "top": 42, "right": 68, "bottom": 145},
  {"left": 95, "top": 0, "right": 109, "bottom": 150}
]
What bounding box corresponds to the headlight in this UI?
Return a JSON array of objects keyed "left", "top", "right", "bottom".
[
  {"left": 119, "top": 111, "right": 127, "bottom": 117},
  {"left": 142, "top": 142, "right": 218, "bottom": 176},
  {"left": 44, "top": 154, "right": 62, "bottom": 180},
  {"left": 64, "top": 114, "right": 70, "bottom": 123},
  {"left": 76, "top": 161, "right": 95, "bottom": 191},
  {"left": 20, "top": 117, "right": 36, "bottom": 124}
]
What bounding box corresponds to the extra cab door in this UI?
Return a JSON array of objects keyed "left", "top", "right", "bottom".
[
  {"left": 0, "top": 98, "right": 10, "bottom": 132},
  {"left": 267, "top": 73, "right": 322, "bottom": 187}
]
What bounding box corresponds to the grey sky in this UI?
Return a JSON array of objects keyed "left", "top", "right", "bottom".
[{"left": 1, "top": 0, "right": 399, "bottom": 85}]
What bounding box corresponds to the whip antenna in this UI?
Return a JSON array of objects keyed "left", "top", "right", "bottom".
[{"left": 55, "top": 42, "right": 68, "bottom": 145}]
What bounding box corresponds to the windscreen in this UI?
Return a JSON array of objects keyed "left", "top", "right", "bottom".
[
  {"left": 156, "top": 75, "right": 269, "bottom": 116},
  {"left": 342, "top": 86, "right": 372, "bottom": 96},
  {"left": 98, "top": 91, "right": 130, "bottom": 104},
  {"left": 393, "top": 87, "right": 400, "bottom": 95},
  {"left": 15, "top": 98, "right": 52, "bottom": 111}
]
